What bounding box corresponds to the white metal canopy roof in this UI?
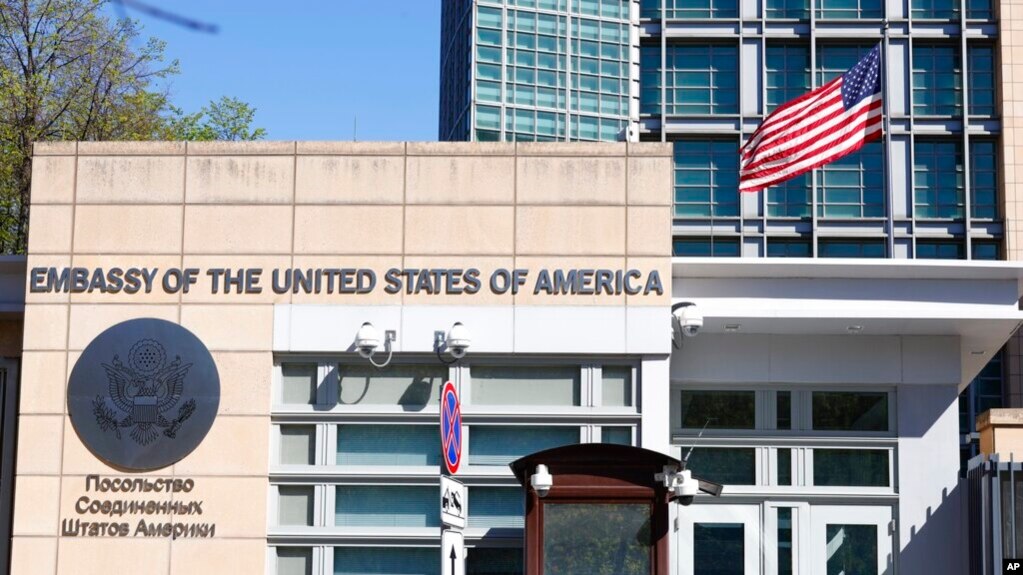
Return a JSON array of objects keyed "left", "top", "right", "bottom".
[{"left": 672, "top": 258, "right": 1023, "bottom": 385}]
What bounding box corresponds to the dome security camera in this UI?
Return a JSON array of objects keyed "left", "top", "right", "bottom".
[
  {"left": 530, "top": 464, "right": 553, "bottom": 498},
  {"left": 446, "top": 322, "right": 471, "bottom": 359},
  {"left": 674, "top": 469, "right": 700, "bottom": 506},
  {"left": 672, "top": 304, "right": 703, "bottom": 337},
  {"left": 355, "top": 322, "right": 380, "bottom": 358}
]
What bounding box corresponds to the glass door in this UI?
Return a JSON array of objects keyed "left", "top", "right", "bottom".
[
  {"left": 809, "top": 505, "right": 893, "bottom": 575},
  {"left": 678, "top": 504, "right": 761, "bottom": 575}
]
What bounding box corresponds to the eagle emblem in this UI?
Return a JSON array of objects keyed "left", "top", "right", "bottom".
[{"left": 91, "top": 339, "right": 196, "bottom": 445}]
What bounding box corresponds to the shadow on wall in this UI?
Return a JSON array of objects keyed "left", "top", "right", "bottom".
[{"left": 898, "top": 484, "right": 964, "bottom": 575}]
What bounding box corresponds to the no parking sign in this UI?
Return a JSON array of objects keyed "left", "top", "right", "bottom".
[{"left": 440, "top": 381, "right": 462, "bottom": 475}]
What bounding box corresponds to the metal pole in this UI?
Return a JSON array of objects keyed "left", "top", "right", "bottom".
[{"left": 882, "top": 21, "right": 895, "bottom": 258}]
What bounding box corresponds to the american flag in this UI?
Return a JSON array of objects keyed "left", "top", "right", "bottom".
[{"left": 739, "top": 43, "right": 883, "bottom": 193}]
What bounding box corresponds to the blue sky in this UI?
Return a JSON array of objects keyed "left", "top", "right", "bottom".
[{"left": 106, "top": 1, "right": 441, "bottom": 141}]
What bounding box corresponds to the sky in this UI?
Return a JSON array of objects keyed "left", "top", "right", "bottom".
[{"left": 104, "top": 1, "right": 441, "bottom": 141}]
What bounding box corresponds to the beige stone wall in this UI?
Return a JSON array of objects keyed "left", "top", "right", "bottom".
[
  {"left": 977, "top": 408, "right": 1023, "bottom": 458},
  {"left": 1003, "top": 0, "right": 1023, "bottom": 259},
  {"left": 996, "top": 6, "right": 1023, "bottom": 401},
  {"left": 13, "top": 140, "right": 672, "bottom": 575}
]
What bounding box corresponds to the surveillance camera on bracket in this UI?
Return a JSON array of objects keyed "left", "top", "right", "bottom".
[{"left": 671, "top": 302, "right": 703, "bottom": 348}]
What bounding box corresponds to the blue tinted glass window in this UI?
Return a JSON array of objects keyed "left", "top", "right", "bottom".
[
  {"left": 674, "top": 139, "right": 740, "bottom": 217},
  {"left": 969, "top": 45, "right": 995, "bottom": 116},
  {"left": 654, "top": 45, "right": 739, "bottom": 115},
  {"left": 767, "top": 174, "right": 811, "bottom": 217},
  {"left": 602, "top": 426, "right": 633, "bottom": 445},
  {"left": 915, "top": 241, "right": 964, "bottom": 259},
  {"left": 640, "top": 47, "right": 662, "bottom": 115},
  {"left": 334, "top": 548, "right": 438, "bottom": 575},
  {"left": 673, "top": 237, "right": 741, "bottom": 257},
  {"left": 967, "top": 0, "right": 991, "bottom": 18},
  {"left": 817, "top": 44, "right": 874, "bottom": 85},
  {"left": 816, "top": 0, "right": 882, "bottom": 18},
  {"left": 467, "top": 548, "right": 524, "bottom": 575},
  {"left": 476, "top": 106, "right": 501, "bottom": 130},
  {"left": 767, "top": 239, "right": 812, "bottom": 257},
  {"left": 661, "top": 0, "right": 739, "bottom": 18},
  {"left": 687, "top": 448, "right": 756, "bottom": 485},
  {"left": 766, "top": 44, "right": 810, "bottom": 112},
  {"left": 477, "top": 81, "right": 501, "bottom": 102},
  {"left": 965, "top": 352, "right": 1004, "bottom": 435},
  {"left": 813, "top": 449, "right": 890, "bottom": 486},
  {"left": 336, "top": 425, "right": 440, "bottom": 466},
  {"left": 469, "top": 426, "right": 578, "bottom": 466},
  {"left": 912, "top": 0, "right": 958, "bottom": 18},
  {"left": 335, "top": 486, "right": 439, "bottom": 527},
  {"left": 972, "top": 241, "right": 1001, "bottom": 260},
  {"left": 818, "top": 240, "right": 886, "bottom": 258},
  {"left": 767, "top": 0, "right": 810, "bottom": 18},
  {"left": 468, "top": 488, "right": 525, "bottom": 529},
  {"left": 477, "top": 6, "right": 503, "bottom": 28},
  {"left": 914, "top": 140, "right": 964, "bottom": 219},
  {"left": 912, "top": 44, "right": 962, "bottom": 116},
  {"left": 971, "top": 139, "right": 997, "bottom": 218},
  {"left": 816, "top": 142, "right": 885, "bottom": 218}
]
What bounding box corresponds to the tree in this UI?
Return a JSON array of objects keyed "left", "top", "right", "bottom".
[
  {"left": 0, "top": 0, "right": 265, "bottom": 254},
  {"left": 164, "top": 96, "right": 267, "bottom": 141}
]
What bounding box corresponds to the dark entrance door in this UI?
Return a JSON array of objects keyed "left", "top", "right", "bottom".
[{"left": 510, "top": 444, "right": 678, "bottom": 575}]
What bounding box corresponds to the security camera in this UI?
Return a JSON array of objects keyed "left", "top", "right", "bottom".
[
  {"left": 355, "top": 322, "right": 380, "bottom": 358},
  {"left": 531, "top": 464, "right": 553, "bottom": 497},
  {"left": 673, "top": 304, "right": 703, "bottom": 337},
  {"left": 673, "top": 469, "right": 700, "bottom": 505},
  {"left": 656, "top": 466, "right": 718, "bottom": 506},
  {"left": 446, "top": 322, "right": 471, "bottom": 359}
]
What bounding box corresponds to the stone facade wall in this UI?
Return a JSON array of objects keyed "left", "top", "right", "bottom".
[{"left": 11, "top": 140, "right": 672, "bottom": 575}]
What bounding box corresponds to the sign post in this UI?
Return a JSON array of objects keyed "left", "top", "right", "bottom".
[{"left": 440, "top": 381, "right": 466, "bottom": 575}]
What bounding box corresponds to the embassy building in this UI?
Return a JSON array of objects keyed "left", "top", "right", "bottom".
[
  {"left": 439, "top": 0, "right": 1023, "bottom": 542},
  {"left": 0, "top": 139, "right": 1012, "bottom": 575}
]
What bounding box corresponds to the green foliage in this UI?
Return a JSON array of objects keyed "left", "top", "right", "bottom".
[
  {"left": 163, "top": 96, "right": 267, "bottom": 141},
  {"left": 543, "top": 503, "right": 652, "bottom": 575},
  {"left": 0, "top": 0, "right": 266, "bottom": 254}
]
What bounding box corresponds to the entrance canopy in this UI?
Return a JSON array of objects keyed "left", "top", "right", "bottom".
[{"left": 672, "top": 258, "right": 1023, "bottom": 387}]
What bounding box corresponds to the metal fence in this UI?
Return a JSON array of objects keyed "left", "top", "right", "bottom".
[{"left": 968, "top": 453, "right": 1023, "bottom": 574}]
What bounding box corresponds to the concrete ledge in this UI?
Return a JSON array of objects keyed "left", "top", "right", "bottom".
[
  {"left": 185, "top": 141, "right": 297, "bottom": 155},
  {"left": 296, "top": 141, "right": 406, "bottom": 155},
  {"left": 32, "top": 142, "right": 76, "bottom": 156},
  {"left": 517, "top": 141, "right": 627, "bottom": 156},
  {"left": 77, "top": 142, "right": 185, "bottom": 155},
  {"left": 627, "top": 142, "right": 673, "bottom": 157},
  {"left": 406, "top": 141, "right": 515, "bottom": 156},
  {"left": 977, "top": 408, "right": 1023, "bottom": 430}
]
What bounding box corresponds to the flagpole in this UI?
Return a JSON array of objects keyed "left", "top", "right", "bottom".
[{"left": 882, "top": 22, "right": 895, "bottom": 258}]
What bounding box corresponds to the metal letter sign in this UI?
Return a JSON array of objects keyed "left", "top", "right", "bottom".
[
  {"left": 440, "top": 381, "right": 462, "bottom": 475},
  {"left": 67, "top": 318, "right": 220, "bottom": 471},
  {"left": 440, "top": 475, "right": 467, "bottom": 529},
  {"left": 441, "top": 529, "right": 465, "bottom": 575}
]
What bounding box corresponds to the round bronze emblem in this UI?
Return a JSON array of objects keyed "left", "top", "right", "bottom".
[{"left": 67, "top": 318, "right": 220, "bottom": 471}]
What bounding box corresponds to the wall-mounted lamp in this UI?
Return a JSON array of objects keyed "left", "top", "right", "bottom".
[
  {"left": 435, "top": 322, "right": 472, "bottom": 364},
  {"left": 530, "top": 464, "right": 553, "bottom": 497},
  {"left": 354, "top": 322, "right": 395, "bottom": 368}
]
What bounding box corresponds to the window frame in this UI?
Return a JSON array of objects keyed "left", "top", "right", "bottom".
[
  {"left": 672, "top": 385, "right": 896, "bottom": 438},
  {"left": 270, "top": 355, "right": 644, "bottom": 573}
]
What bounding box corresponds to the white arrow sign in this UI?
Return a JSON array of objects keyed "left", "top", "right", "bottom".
[{"left": 441, "top": 529, "right": 465, "bottom": 575}]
